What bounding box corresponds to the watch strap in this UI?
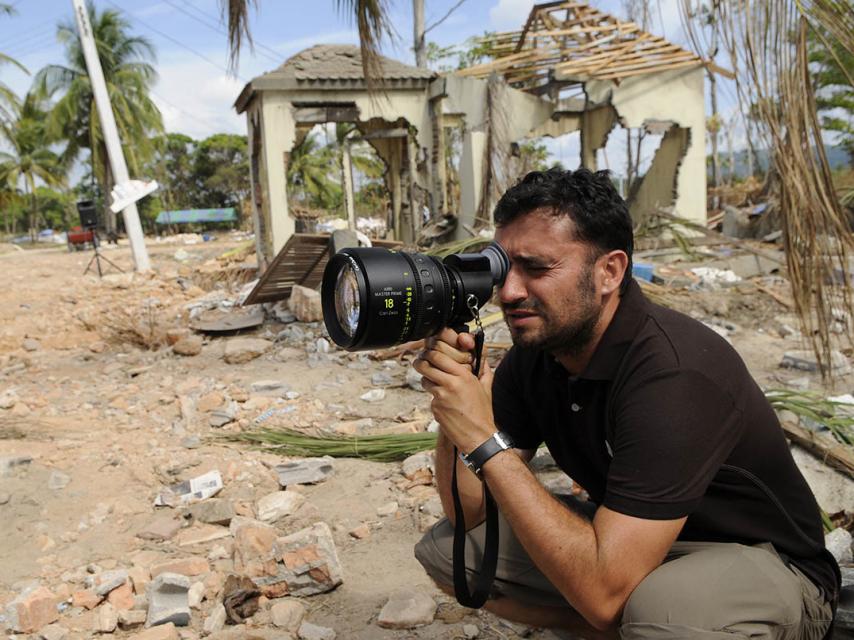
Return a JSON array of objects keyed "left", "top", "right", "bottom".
[{"left": 461, "top": 432, "right": 514, "bottom": 474}]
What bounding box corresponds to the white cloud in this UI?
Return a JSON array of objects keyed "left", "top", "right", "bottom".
[
  {"left": 271, "top": 29, "right": 359, "bottom": 55},
  {"left": 152, "top": 55, "right": 246, "bottom": 139},
  {"left": 489, "top": 0, "right": 535, "bottom": 31}
]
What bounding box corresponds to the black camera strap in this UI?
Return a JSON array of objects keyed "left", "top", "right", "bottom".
[{"left": 450, "top": 304, "right": 499, "bottom": 609}]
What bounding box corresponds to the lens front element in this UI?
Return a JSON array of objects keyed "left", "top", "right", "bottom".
[{"left": 334, "top": 265, "right": 360, "bottom": 338}]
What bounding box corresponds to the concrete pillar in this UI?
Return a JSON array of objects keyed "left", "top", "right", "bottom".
[
  {"left": 260, "top": 95, "right": 297, "bottom": 261},
  {"left": 457, "top": 126, "right": 486, "bottom": 240},
  {"left": 429, "top": 97, "right": 447, "bottom": 216},
  {"left": 390, "top": 140, "right": 402, "bottom": 240},
  {"left": 628, "top": 125, "right": 690, "bottom": 224},
  {"left": 580, "top": 105, "right": 617, "bottom": 171}
]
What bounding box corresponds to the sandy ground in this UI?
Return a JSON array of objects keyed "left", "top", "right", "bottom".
[{"left": 0, "top": 238, "right": 851, "bottom": 640}]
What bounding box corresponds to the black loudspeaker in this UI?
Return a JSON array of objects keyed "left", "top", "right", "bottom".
[{"left": 77, "top": 200, "right": 98, "bottom": 229}]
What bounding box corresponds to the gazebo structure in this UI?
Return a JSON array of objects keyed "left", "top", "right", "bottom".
[{"left": 236, "top": 2, "right": 719, "bottom": 273}]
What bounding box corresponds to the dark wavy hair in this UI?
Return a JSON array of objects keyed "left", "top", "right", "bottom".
[{"left": 493, "top": 167, "right": 634, "bottom": 293}]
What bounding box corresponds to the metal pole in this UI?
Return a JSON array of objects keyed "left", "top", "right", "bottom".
[{"left": 71, "top": 0, "right": 150, "bottom": 272}]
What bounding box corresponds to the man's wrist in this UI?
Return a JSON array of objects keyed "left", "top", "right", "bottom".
[{"left": 460, "top": 431, "right": 514, "bottom": 475}]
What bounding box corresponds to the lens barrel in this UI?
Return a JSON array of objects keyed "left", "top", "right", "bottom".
[{"left": 321, "top": 243, "right": 508, "bottom": 351}]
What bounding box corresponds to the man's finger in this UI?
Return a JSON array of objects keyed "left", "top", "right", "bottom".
[
  {"left": 421, "top": 347, "right": 470, "bottom": 375},
  {"left": 457, "top": 331, "right": 476, "bottom": 352},
  {"left": 428, "top": 339, "right": 473, "bottom": 366}
]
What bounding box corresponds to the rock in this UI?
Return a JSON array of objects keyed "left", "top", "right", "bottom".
[
  {"left": 172, "top": 335, "right": 203, "bottom": 356},
  {"left": 402, "top": 452, "right": 434, "bottom": 480},
  {"left": 270, "top": 301, "right": 296, "bottom": 323},
  {"left": 360, "top": 389, "right": 385, "bottom": 402},
  {"left": 257, "top": 490, "right": 306, "bottom": 522},
  {"left": 377, "top": 501, "right": 399, "bottom": 517},
  {"left": 5, "top": 586, "right": 59, "bottom": 633},
  {"left": 289, "top": 286, "right": 323, "bottom": 322},
  {"left": 197, "top": 392, "right": 224, "bottom": 412},
  {"left": 146, "top": 572, "right": 191, "bottom": 627},
  {"left": 72, "top": 589, "right": 102, "bottom": 610},
  {"left": 780, "top": 349, "right": 851, "bottom": 374},
  {"left": 175, "top": 523, "right": 230, "bottom": 547},
  {"left": 263, "top": 522, "right": 343, "bottom": 597},
  {"left": 274, "top": 457, "right": 335, "bottom": 487},
  {"left": 223, "top": 338, "right": 272, "bottom": 364},
  {"left": 38, "top": 623, "right": 69, "bottom": 640},
  {"left": 188, "top": 581, "right": 205, "bottom": 608},
  {"left": 128, "top": 567, "right": 151, "bottom": 596},
  {"left": 298, "top": 621, "right": 336, "bottom": 640},
  {"left": 118, "top": 608, "right": 147, "bottom": 629},
  {"left": 230, "top": 517, "right": 279, "bottom": 578},
  {"left": 348, "top": 524, "right": 370, "bottom": 540},
  {"left": 371, "top": 372, "right": 395, "bottom": 387},
  {"left": 22, "top": 337, "right": 41, "bottom": 351},
  {"left": 150, "top": 557, "right": 210, "bottom": 578},
  {"left": 203, "top": 603, "right": 227, "bottom": 634},
  {"left": 129, "top": 622, "right": 179, "bottom": 639},
  {"left": 107, "top": 581, "right": 135, "bottom": 610},
  {"left": 0, "top": 454, "right": 32, "bottom": 476},
  {"left": 137, "top": 515, "right": 182, "bottom": 541},
  {"left": 329, "top": 418, "right": 374, "bottom": 436},
  {"left": 250, "top": 380, "right": 292, "bottom": 397},
  {"left": 209, "top": 409, "right": 235, "bottom": 428},
  {"left": 406, "top": 367, "right": 424, "bottom": 391},
  {"left": 270, "top": 599, "right": 305, "bottom": 631},
  {"left": 222, "top": 574, "right": 261, "bottom": 623},
  {"left": 376, "top": 589, "right": 437, "bottom": 629},
  {"left": 0, "top": 389, "right": 19, "bottom": 409},
  {"left": 463, "top": 623, "right": 480, "bottom": 638},
  {"left": 98, "top": 602, "right": 118, "bottom": 633},
  {"left": 47, "top": 469, "right": 71, "bottom": 490},
  {"left": 826, "top": 527, "right": 853, "bottom": 564},
  {"left": 93, "top": 569, "right": 129, "bottom": 596}
]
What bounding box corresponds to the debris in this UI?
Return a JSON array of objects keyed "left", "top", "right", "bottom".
[
  {"left": 72, "top": 589, "right": 101, "bottom": 610},
  {"left": 190, "top": 307, "right": 265, "bottom": 333},
  {"left": 222, "top": 574, "right": 261, "bottom": 624},
  {"left": 4, "top": 586, "right": 59, "bottom": 633},
  {"left": 22, "top": 338, "right": 41, "bottom": 352},
  {"left": 298, "top": 621, "right": 337, "bottom": 640},
  {"left": 175, "top": 523, "right": 230, "bottom": 546},
  {"left": 376, "top": 589, "right": 437, "bottom": 629},
  {"left": 186, "top": 498, "right": 235, "bottom": 526},
  {"left": 118, "top": 608, "right": 147, "bottom": 629},
  {"left": 825, "top": 527, "right": 853, "bottom": 564},
  {"left": 172, "top": 335, "right": 203, "bottom": 356},
  {"left": 0, "top": 389, "right": 19, "bottom": 409},
  {"left": 146, "top": 572, "right": 191, "bottom": 627},
  {"left": 203, "top": 603, "right": 227, "bottom": 634},
  {"left": 129, "top": 622, "right": 179, "bottom": 639},
  {"left": 780, "top": 350, "right": 851, "bottom": 374},
  {"left": 690, "top": 267, "right": 741, "bottom": 289},
  {"left": 98, "top": 602, "right": 118, "bottom": 633},
  {"left": 402, "top": 452, "right": 434, "bottom": 480},
  {"left": 406, "top": 367, "right": 424, "bottom": 391},
  {"left": 150, "top": 557, "right": 210, "bottom": 578},
  {"left": 231, "top": 517, "right": 279, "bottom": 578},
  {"left": 257, "top": 490, "right": 306, "bottom": 522},
  {"left": 289, "top": 285, "right": 323, "bottom": 322},
  {"left": 223, "top": 338, "right": 272, "bottom": 364},
  {"left": 275, "top": 457, "right": 335, "bottom": 487},
  {"left": 463, "top": 624, "right": 480, "bottom": 638},
  {"left": 371, "top": 372, "right": 395, "bottom": 387},
  {"left": 270, "top": 522, "right": 343, "bottom": 597},
  {"left": 269, "top": 301, "right": 296, "bottom": 323},
  {"left": 93, "top": 569, "right": 129, "bottom": 596},
  {"left": 188, "top": 581, "right": 205, "bottom": 608},
  {"left": 250, "top": 380, "right": 292, "bottom": 397},
  {"left": 377, "top": 502, "right": 399, "bottom": 517},
  {"left": 0, "top": 454, "right": 32, "bottom": 476},
  {"left": 270, "top": 599, "right": 305, "bottom": 631},
  {"left": 154, "top": 469, "right": 223, "bottom": 507},
  {"left": 348, "top": 524, "right": 371, "bottom": 540},
  {"left": 38, "top": 622, "right": 69, "bottom": 640},
  {"left": 360, "top": 389, "right": 386, "bottom": 403}
]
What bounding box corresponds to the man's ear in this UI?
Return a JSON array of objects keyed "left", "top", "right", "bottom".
[{"left": 598, "top": 250, "right": 629, "bottom": 295}]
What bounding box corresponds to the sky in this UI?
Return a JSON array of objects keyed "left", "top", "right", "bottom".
[{"left": 0, "top": 0, "right": 719, "bottom": 173}]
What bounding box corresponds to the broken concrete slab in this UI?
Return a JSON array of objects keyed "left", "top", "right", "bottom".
[
  {"left": 230, "top": 517, "right": 279, "bottom": 578},
  {"left": 92, "top": 569, "right": 129, "bottom": 596},
  {"left": 270, "top": 599, "right": 305, "bottom": 631},
  {"left": 203, "top": 603, "right": 227, "bottom": 634},
  {"left": 4, "top": 586, "right": 59, "bottom": 633},
  {"left": 780, "top": 349, "right": 851, "bottom": 374},
  {"left": 257, "top": 490, "right": 306, "bottom": 522},
  {"left": 274, "top": 457, "right": 335, "bottom": 487},
  {"left": 289, "top": 285, "right": 323, "bottom": 323},
  {"left": 376, "top": 588, "right": 437, "bottom": 629},
  {"left": 136, "top": 515, "right": 182, "bottom": 542},
  {"left": 190, "top": 307, "right": 265, "bottom": 333},
  {"left": 98, "top": 602, "right": 118, "bottom": 633},
  {"left": 261, "top": 522, "right": 343, "bottom": 598},
  {"left": 223, "top": 338, "right": 273, "bottom": 364},
  {"left": 146, "top": 572, "right": 191, "bottom": 627}
]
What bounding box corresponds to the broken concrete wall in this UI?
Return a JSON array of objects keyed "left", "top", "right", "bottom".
[
  {"left": 584, "top": 66, "right": 707, "bottom": 225},
  {"left": 628, "top": 124, "right": 691, "bottom": 225}
]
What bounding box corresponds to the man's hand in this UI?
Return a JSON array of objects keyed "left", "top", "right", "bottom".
[{"left": 413, "top": 328, "right": 496, "bottom": 454}]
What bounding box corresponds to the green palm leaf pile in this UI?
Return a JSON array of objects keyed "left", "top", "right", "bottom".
[
  {"left": 221, "top": 428, "right": 438, "bottom": 462},
  {"left": 766, "top": 388, "right": 854, "bottom": 445}
]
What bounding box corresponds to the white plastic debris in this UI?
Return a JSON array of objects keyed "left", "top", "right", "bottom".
[{"left": 155, "top": 470, "right": 223, "bottom": 507}]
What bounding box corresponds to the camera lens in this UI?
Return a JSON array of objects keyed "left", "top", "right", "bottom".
[
  {"left": 322, "top": 243, "right": 508, "bottom": 351},
  {"left": 334, "top": 264, "right": 360, "bottom": 338}
]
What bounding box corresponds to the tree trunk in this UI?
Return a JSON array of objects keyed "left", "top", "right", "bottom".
[
  {"left": 710, "top": 70, "right": 720, "bottom": 190},
  {"left": 625, "top": 128, "right": 633, "bottom": 193},
  {"left": 102, "top": 142, "right": 117, "bottom": 239},
  {"left": 413, "top": 0, "right": 426, "bottom": 68}
]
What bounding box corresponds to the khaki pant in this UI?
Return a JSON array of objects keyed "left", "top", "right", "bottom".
[{"left": 414, "top": 506, "right": 833, "bottom": 639}]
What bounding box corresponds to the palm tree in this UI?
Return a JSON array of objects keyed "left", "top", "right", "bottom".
[
  {"left": 35, "top": 4, "right": 163, "bottom": 236},
  {"left": 0, "top": 3, "right": 28, "bottom": 143},
  {"left": 287, "top": 132, "right": 341, "bottom": 209},
  {"left": 0, "top": 92, "right": 65, "bottom": 241},
  {"left": 221, "top": 0, "right": 392, "bottom": 83}
]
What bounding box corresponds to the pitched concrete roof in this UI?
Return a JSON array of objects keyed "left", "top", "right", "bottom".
[
  {"left": 235, "top": 44, "right": 436, "bottom": 112},
  {"left": 273, "top": 44, "right": 435, "bottom": 82}
]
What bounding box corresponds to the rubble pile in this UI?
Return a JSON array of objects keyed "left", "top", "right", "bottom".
[{"left": 0, "top": 238, "right": 851, "bottom": 638}]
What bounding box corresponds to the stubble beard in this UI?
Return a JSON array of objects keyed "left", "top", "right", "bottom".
[{"left": 504, "top": 263, "right": 603, "bottom": 357}]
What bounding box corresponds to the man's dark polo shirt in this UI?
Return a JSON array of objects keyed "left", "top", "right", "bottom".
[{"left": 492, "top": 279, "right": 840, "bottom": 603}]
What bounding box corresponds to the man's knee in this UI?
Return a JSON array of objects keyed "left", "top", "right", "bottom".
[
  {"left": 414, "top": 518, "right": 455, "bottom": 588},
  {"left": 621, "top": 543, "right": 804, "bottom": 639}
]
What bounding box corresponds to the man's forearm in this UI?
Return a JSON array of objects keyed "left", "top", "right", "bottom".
[{"left": 435, "top": 428, "right": 485, "bottom": 528}]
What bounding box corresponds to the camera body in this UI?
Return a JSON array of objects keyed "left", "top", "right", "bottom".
[{"left": 321, "top": 243, "right": 509, "bottom": 351}]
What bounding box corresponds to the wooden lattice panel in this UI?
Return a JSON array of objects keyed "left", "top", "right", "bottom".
[{"left": 243, "top": 233, "right": 401, "bottom": 305}]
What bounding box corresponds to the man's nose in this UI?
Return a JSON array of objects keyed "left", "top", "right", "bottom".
[{"left": 498, "top": 268, "right": 526, "bottom": 305}]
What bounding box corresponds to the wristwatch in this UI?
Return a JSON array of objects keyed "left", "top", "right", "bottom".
[{"left": 459, "top": 432, "right": 514, "bottom": 475}]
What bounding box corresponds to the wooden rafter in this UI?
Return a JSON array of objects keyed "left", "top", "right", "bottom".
[{"left": 459, "top": 0, "right": 706, "bottom": 90}]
